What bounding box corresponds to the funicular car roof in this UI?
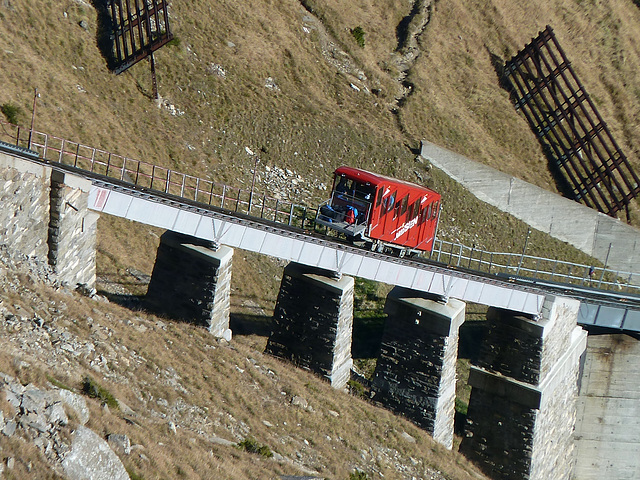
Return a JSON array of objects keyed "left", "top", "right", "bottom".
[{"left": 334, "top": 166, "right": 439, "bottom": 196}]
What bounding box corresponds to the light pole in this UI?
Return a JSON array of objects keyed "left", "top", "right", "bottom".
[
  {"left": 28, "top": 88, "right": 40, "bottom": 150},
  {"left": 245, "top": 147, "right": 259, "bottom": 213}
]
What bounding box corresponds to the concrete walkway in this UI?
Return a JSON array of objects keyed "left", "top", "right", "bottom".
[{"left": 420, "top": 140, "right": 640, "bottom": 276}]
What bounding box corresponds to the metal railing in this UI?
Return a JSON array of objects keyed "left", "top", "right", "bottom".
[
  {"left": 2, "top": 119, "right": 639, "bottom": 295},
  {"left": 0, "top": 121, "right": 316, "bottom": 230},
  {"left": 429, "top": 238, "right": 640, "bottom": 294}
]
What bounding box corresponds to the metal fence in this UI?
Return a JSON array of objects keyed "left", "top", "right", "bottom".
[
  {"left": 0, "top": 121, "right": 316, "bottom": 230},
  {"left": 1, "top": 119, "right": 639, "bottom": 294},
  {"left": 429, "top": 238, "right": 640, "bottom": 294}
]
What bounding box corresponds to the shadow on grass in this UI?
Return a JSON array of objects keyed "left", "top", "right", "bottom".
[
  {"left": 230, "top": 313, "right": 273, "bottom": 337},
  {"left": 98, "top": 291, "right": 146, "bottom": 310},
  {"left": 352, "top": 313, "right": 386, "bottom": 359},
  {"left": 89, "top": 0, "right": 118, "bottom": 71}
]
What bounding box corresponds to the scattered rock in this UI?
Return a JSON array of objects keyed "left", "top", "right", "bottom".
[
  {"left": 401, "top": 431, "right": 416, "bottom": 443},
  {"left": 291, "top": 396, "right": 308, "bottom": 409},
  {"left": 208, "top": 63, "right": 227, "bottom": 78},
  {"left": 107, "top": 433, "right": 131, "bottom": 455},
  {"left": 265, "top": 77, "right": 280, "bottom": 91},
  {"left": 168, "top": 421, "right": 177, "bottom": 434}
]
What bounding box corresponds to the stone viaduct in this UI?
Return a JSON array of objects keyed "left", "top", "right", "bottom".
[{"left": 1, "top": 141, "right": 638, "bottom": 479}]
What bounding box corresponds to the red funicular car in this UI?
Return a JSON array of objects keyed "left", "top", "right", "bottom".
[{"left": 316, "top": 166, "right": 441, "bottom": 255}]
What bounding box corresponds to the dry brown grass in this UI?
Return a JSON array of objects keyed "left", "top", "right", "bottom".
[
  {"left": 3, "top": 0, "right": 640, "bottom": 477},
  {"left": 0, "top": 272, "right": 488, "bottom": 479}
]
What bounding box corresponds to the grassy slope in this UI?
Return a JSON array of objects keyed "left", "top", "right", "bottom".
[
  {"left": 2, "top": 0, "right": 640, "bottom": 477},
  {"left": 0, "top": 264, "right": 487, "bottom": 480}
]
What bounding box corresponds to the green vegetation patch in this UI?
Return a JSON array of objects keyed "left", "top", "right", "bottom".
[
  {"left": 237, "top": 437, "right": 273, "bottom": 458},
  {"left": 349, "top": 470, "right": 370, "bottom": 480},
  {"left": 350, "top": 26, "right": 365, "bottom": 48},
  {"left": 1, "top": 103, "right": 22, "bottom": 125},
  {"left": 81, "top": 376, "right": 119, "bottom": 409}
]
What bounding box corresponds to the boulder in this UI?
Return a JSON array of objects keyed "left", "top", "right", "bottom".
[{"left": 62, "top": 426, "right": 129, "bottom": 480}]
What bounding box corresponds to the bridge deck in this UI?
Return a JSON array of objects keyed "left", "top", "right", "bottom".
[{"left": 88, "top": 180, "right": 547, "bottom": 316}]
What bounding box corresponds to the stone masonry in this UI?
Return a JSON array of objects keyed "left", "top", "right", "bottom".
[
  {"left": 0, "top": 151, "right": 51, "bottom": 258},
  {"left": 371, "top": 287, "right": 465, "bottom": 449},
  {"left": 146, "top": 231, "right": 233, "bottom": 338},
  {"left": 265, "top": 262, "right": 354, "bottom": 390},
  {"left": 48, "top": 170, "right": 98, "bottom": 289},
  {"left": 460, "top": 296, "right": 587, "bottom": 480}
]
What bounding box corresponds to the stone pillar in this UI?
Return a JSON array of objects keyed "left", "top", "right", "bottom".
[
  {"left": 48, "top": 169, "right": 98, "bottom": 289},
  {"left": 460, "top": 296, "right": 587, "bottom": 480},
  {"left": 265, "top": 262, "right": 354, "bottom": 389},
  {"left": 146, "top": 231, "right": 233, "bottom": 339},
  {"left": 0, "top": 150, "right": 51, "bottom": 258},
  {"left": 371, "top": 287, "right": 465, "bottom": 449}
]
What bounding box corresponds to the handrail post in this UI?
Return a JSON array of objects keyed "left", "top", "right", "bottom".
[
  {"left": 209, "top": 182, "right": 215, "bottom": 205},
  {"left": 516, "top": 229, "right": 531, "bottom": 275},
  {"left": 121, "top": 157, "right": 127, "bottom": 181},
  {"left": 135, "top": 162, "right": 141, "bottom": 185},
  {"left": 288, "top": 203, "right": 295, "bottom": 225},
  {"left": 598, "top": 243, "right": 612, "bottom": 288},
  {"left": 106, "top": 153, "right": 111, "bottom": 177}
]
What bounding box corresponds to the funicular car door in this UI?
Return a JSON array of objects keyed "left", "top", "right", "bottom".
[
  {"left": 391, "top": 191, "right": 410, "bottom": 245},
  {"left": 406, "top": 197, "right": 422, "bottom": 247},
  {"left": 379, "top": 186, "right": 397, "bottom": 239},
  {"left": 419, "top": 199, "right": 439, "bottom": 251}
]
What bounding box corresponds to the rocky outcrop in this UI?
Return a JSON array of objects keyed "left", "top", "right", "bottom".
[{"left": 0, "top": 373, "right": 129, "bottom": 479}]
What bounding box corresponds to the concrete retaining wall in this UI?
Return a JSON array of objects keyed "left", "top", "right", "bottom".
[
  {"left": 420, "top": 140, "right": 640, "bottom": 276},
  {"left": 574, "top": 334, "right": 640, "bottom": 480}
]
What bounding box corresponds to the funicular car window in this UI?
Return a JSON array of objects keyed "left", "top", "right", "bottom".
[
  {"left": 375, "top": 188, "right": 384, "bottom": 208},
  {"left": 383, "top": 192, "right": 396, "bottom": 213},
  {"left": 400, "top": 195, "right": 409, "bottom": 216},
  {"left": 432, "top": 201, "right": 439, "bottom": 218},
  {"left": 411, "top": 200, "right": 420, "bottom": 219}
]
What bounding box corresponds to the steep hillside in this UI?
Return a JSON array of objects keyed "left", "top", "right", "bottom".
[
  {"left": 0, "top": 245, "right": 488, "bottom": 479},
  {"left": 2, "top": 0, "right": 640, "bottom": 211},
  {"left": 2, "top": 0, "right": 640, "bottom": 478}
]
